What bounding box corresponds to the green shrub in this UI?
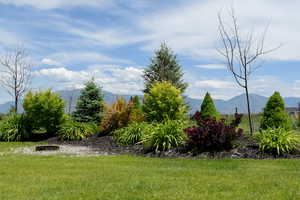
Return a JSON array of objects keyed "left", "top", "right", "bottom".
[
  {"left": 143, "top": 81, "right": 187, "bottom": 122},
  {"left": 144, "top": 120, "right": 186, "bottom": 151},
  {"left": 200, "top": 92, "right": 220, "bottom": 120},
  {"left": 256, "top": 128, "right": 300, "bottom": 155},
  {"left": 260, "top": 92, "right": 292, "bottom": 130},
  {"left": 72, "top": 80, "right": 105, "bottom": 123},
  {"left": 23, "top": 89, "right": 65, "bottom": 136},
  {"left": 58, "top": 120, "right": 95, "bottom": 141},
  {"left": 0, "top": 114, "right": 29, "bottom": 141},
  {"left": 114, "top": 122, "right": 151, "bottom": 145}
]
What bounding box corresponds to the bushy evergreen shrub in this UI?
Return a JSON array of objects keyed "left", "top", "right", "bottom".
[
  {"left": 260, "top": 92, "right": 292, "bottom": 130},
  {"left": 143, "top": 81, "right": 187, "bottom": 122},
  {"left": 0, "top": 114, "right": 29, "bottom": 141},
  {"left": 184, "top": 111, "right": 243, "bottom": 152},
  {"left": 23, "top": 89, "right": 65, "bottom": 135},
  {"left": 73, "top": 80, "right": 105, "bottom": 123},
  {"left": 256, "top": 128, "right": 300, "bottom": 155},
  {"left": 200, "top": 92, "right": 220, "bottom": 120}
]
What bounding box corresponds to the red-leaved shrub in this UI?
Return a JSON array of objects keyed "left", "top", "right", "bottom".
[{"left": 184, "top": 111, "right": 243, "bottom": 152}]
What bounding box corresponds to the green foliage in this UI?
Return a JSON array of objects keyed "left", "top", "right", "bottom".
[
  {"left": 143, "top": 120, "right": 187, "bottom": 151},
  {"left": 143, "top": 81, "right": 187, "bottom": 122},
  {"left": 200, "top": 92, "right": 220, "bottom": 120},
  {"left": 58, "top": 120, "right": 95, "bottom": 141},
  {"left": 73, "top": 80, "right": 105, "bottom": 123},
  {"left": 256, "top": 128, "right": 300, "bottom": 155},
  {"left": 100, "top": 97, "right": 145, "bottom": 134},
  {"left": 23, "top": 89, "right": 65, "bottom": 135},
  {"left": 143, "top": 43, "right": 188, "bottom": 93},
  {"left": 260, "top": 92, "right": 292, "bottom": 130},
  {"left": 0, "top": 114, "right": 29, "bottom": 141},
  {"left": 113, "top": 122, "right": 151, "bottom": 145}
]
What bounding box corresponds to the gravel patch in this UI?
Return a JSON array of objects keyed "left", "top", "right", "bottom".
[{"left": 13, "top": 145, "right": 116, "bottom": 157}]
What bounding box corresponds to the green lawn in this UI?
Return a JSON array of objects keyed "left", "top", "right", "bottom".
[{"left": 0, "top": 143, "right": 299, "bottom": 200}]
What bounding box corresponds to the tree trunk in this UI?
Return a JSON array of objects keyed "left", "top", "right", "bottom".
[
  {"left": 244, "top": 81, "right": 253, "bottom": 134},
  {"left": 15, "top": 94, "right": 18, "bottom": 114}
]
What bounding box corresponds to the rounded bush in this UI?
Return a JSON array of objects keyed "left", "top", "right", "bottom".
[
  {"left": 143, "top": 81, "right": 187, "bottom": 122},
  {"left": 23, "top": 89, "right": 65, "bottom": 135}
]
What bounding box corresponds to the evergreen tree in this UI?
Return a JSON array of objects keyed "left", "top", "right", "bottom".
[
  {"left": 72, "top": 80, "right": 104, "bottom": 123},
  {"left": 260, "top": 91, "right": 292, "bottom": 130},
  {"left": 143, "top": 43, "right": 188, "bottom": 93},
  {"left": 200, "top": 92, "right": 220, "bottom": 120}
]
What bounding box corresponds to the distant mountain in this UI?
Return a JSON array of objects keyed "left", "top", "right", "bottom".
[{"left": 1, "top": 90, "right": 300, "bottom": 114}]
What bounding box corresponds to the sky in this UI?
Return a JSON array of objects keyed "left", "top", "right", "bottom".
[{"left": 0, "top": 0, "right": 300, "bottom": 103}]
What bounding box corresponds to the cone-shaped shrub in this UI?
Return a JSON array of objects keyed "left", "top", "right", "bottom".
[
  {"left": 260, "top": 91, "right": 292, "bottom": 130},
  {"left": 72, "top": 80, "right": 105, "bottom": 123},
  {"left": 200, "top": 92, "right": 220, "bottom": 120}
]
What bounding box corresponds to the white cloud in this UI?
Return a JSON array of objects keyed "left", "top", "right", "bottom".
[
  {"left": 137, "top": 0, "right": 300, "bottom": 61},
  {"left": 43, "top": 51, "right": 132, "bottom": 66},
  {"left": 41, "top": 58, "right": 62, "bottom": 66},
  {"left": 0, "top": 0, "right": 113, "bottom": 10},
  {"left": 32, "top": 65, "right": 144, "bottom": 95},
  {"left": 195, "top": 64, "right": 226, "bottom": 70}
]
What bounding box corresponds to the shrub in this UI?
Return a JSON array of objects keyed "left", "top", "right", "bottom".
[
  {"left": 58, "top": 120, "right": 96, "bottom": 141},
  {"left": 200, "top": 92, "right": 220, "bottom": 120},
  {"left": 144, "top": 120, "right": 186, "bottom": 151},
  {"left": 260, "top": 92, "right": 292, "bottom": 130},
  {"left": 72, "top": 80, "right": 105, "bottom": 123},
  {"left": 256, "top": 128, "right": 300, "bottom": 155},
  {"left": 100, "top": 97, "right": 144, "bottom": 134},
  {"left": 143, "top": 81, "right": 187, "bottom": 122},
  {"left": 114, "top": 122, "right": 151, "bottom": 145},
  {"left": 0, "top": 114, "right": 29, "bottom": 141},
  {"left": 184, "top": 111, "right": 243, "bottom": 152},
  {"left": 23, "top": 89, "right": 65, "bottom": 136}
]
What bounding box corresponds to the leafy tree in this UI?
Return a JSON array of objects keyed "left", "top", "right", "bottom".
[
  {"left": 143, "top": 81, "right": 187, "bottom": 122},
  {"left": 200, "top": 92, "right": 220, "bottom": 120},
  {"left": 73, "top": 80, "right": 105, "bottom": 123},
  {"left": 143, "top": 43, "right": 187, "bottom": 93},
  {"left": 23, "top": 89, "right": 65, "bottom": 135},
  {"left": 260, "top": 92, "right": 292, "bottom": 130}
]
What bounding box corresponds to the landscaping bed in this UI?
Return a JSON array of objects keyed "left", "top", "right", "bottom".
[{"left": 42, "top": 134, "right": 300, "bottom": 159}]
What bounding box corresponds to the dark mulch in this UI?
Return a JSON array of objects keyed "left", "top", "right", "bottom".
[{"left": 44, "top": 134, "right": 300, "bottom": 159}]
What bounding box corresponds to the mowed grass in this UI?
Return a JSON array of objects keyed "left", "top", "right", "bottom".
[{"left": 0, "top": 143, "right": 299, "bottom": 200}]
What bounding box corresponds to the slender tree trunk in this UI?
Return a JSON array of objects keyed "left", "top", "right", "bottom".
[
  {"left": 244, "top": 79, "right": 253, "bottom": 134},
  {"left": 15, "top": 93, "right": 18, "bottom": 113}
]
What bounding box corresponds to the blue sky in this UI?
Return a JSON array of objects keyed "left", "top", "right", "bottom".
[{"left": 0, "top": 0, "right": 300, "bottom": 103}]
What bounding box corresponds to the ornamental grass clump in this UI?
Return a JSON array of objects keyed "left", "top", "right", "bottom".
[
  {"left": 58, "top": 120, "right": 96, "bottom": 141},
  {"left": 256, "top": 128, "right": 300, "bottom": 155},
  {"left": 113, "top": 122, "right": 151, "bottom": 145},
  {"left": 143, "top": 120, "right": 187, "bottom": 152}
]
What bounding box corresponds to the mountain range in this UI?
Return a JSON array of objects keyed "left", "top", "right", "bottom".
[{"left": 0, "top": 90, "right": 299, "bottom": 114}]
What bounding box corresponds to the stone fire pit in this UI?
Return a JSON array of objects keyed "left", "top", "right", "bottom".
[{"left": 35, "top": 145, "right": 60, "bottom": 151}]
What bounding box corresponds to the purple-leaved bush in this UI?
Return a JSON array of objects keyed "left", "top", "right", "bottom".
[{"left": 184, "top": 111, "right": 243, "bottom": 152}]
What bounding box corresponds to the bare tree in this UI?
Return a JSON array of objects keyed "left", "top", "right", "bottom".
[
  {"left": 217, "top": 8, "right": 279, "bottom": 134},
  {"left": 0, "top": 45, "right": 32, "bottom": 113}
]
